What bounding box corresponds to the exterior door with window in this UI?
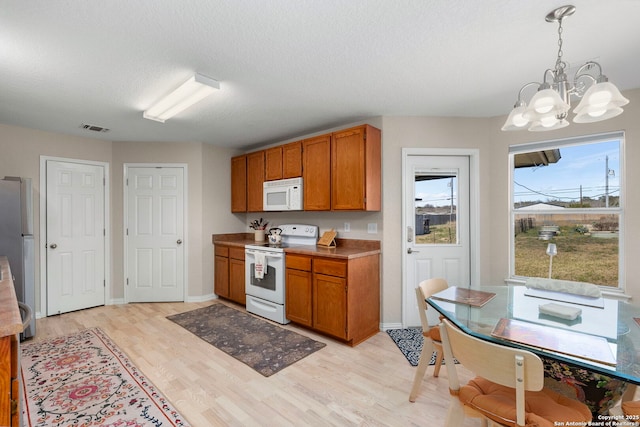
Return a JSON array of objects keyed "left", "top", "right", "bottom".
[
  {"left": 403, "top": 154, "right": 471, "bottom": 327},
  {"left": 125, "top": 166, "right": 185, "bottom": 302}
]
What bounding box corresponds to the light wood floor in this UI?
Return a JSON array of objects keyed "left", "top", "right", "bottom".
[{"left": 29, "top": 300, "right": 479, "bottom": 427}]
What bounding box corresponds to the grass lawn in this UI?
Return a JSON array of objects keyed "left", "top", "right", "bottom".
[
  {"left": 515, "top": 226, "right": 618, "bottom": 287},
  {"left": 416, "top": 222, "right": 619, "bottom": 287}
]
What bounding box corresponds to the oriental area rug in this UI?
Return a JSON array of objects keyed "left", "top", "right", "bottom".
[
  {"left": 386, "top": 327, "right": 439, "bottom": 367},
  {"left": 21, "top": 327, "right": 190, "bottom": 427},
  {"left": 167, "top": 303, "right": 326, "bottom": 377}
]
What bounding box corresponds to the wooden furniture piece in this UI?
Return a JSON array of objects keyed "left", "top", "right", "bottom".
[
  {"left": 439, "top": 318, "right": 592, "bottom": 427},
  {"left": 282, "top": 141, "right": 302, "bottom": 178},
  {"left": 331, "top": 124, "right": 381, "bottom": 211},
  {"left": 246, "top": 151, "right": 265, "bottom": 212},
  {"left": 0, "top": 256, "right": 23, "bottom": 427},
  {"left": 230, "top": 155, "right": 247, "bottom": 212},
  {"left": 231, "top": 123, "right": 381, "bottom": 212},
  {"left": 302, "top": 133, "right": 332, "bottom": 211},
  {"left": 265, "top": 141, "right": 302, "bottom": 181},
  {"left": 408, "top": 278, "right": 448, "bottom": 403},
  {"left": 214, "top": 244, "right": 246, "bottom": 305},
  {"left": 285, "top": 251, "right": 380, "bottom": 346}
]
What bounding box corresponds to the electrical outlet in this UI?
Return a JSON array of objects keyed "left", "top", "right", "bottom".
[
  {"left": 344, "top": 222, "right": 350, "bottom": 232},
  {"left": 368, "top": 223, "right": 377, "bottom": 234}
]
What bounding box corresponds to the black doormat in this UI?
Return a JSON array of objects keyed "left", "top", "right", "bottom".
[
  {"left": 167, "top": 303, "right": 326, "bottom": 377},
  {"left": 386, "top": 327, "right": 439, "bottom": 367}
]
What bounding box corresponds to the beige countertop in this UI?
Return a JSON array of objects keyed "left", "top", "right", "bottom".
[
  {"left": 212, "top": 233, "right": 380, "bottom": 259},
  {"left": 0, "top": 256, "right": 23, "bottom": 338}
]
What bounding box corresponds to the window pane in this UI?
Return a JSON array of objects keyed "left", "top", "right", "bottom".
[
  {"left": 415, "top": 173, "right": 457, "bottom": 244},
  {"left": 513, "top": 213, "right": 619, "bottom": 287},
  {"left": 514, "top": 140, "right": 620, "bottom": 209}
]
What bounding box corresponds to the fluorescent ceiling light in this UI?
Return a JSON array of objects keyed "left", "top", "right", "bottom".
[{"left": 143, "top": 73, "right": 220, "bottom": 123}]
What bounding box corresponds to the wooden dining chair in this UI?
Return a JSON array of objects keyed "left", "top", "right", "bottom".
[
  {"left": 408, "top": 277, "right": 448, "bottom": 403},
  {"left": 439, "top": 318, "right": 592, "bottom": 427}
]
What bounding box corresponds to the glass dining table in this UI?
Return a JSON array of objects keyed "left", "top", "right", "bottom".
[{"left": 427, "top": 285, "right": 640, "bottom": 416}]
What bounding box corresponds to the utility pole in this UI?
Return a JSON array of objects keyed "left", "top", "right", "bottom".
[{"left": 605, "top": 155, "right": 609, "bottom": 208}]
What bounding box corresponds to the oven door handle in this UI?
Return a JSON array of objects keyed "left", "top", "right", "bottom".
[{"left": 245, "top": 250, "right": 283, "bottom": 258}]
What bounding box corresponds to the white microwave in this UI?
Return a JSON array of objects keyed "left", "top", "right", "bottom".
[{"left": 263, "top": 177, "right": 303, "bottom": 211}]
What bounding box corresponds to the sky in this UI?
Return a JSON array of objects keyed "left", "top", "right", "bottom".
[
  {"left": 414, "top": 138, "right": 621, "bottom": 207},
  {"left": 513, "top": 139, "right": 620, "bottom": 204}
]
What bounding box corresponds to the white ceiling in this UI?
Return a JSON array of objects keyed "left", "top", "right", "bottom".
[{"left": 2, "top": 0, "right": 640, "bottom": 149}]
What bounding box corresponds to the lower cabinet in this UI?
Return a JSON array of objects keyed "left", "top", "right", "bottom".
[
  {"left": 214, "top": 244, "right": 246, "bottom": 305},
  {"left": 285, "top": 255, "right": 313, "bottom": 326},
  {"left": 285, "top": 253, "right": 380, "bottom": 346}
]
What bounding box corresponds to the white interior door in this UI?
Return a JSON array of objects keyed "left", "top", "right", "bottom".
[
  {"left": 125, "top": 166, "right": 185, "bottom": 302},
  {"left": 403, "top": 154, "right": 471, "bottom": 327},
  {"left": 46, "top": 160, "right": 106, "bottom": 315}
]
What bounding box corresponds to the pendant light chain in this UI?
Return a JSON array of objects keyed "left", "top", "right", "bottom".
[{"left": 555, "top": 18, "right": 566, "bottom": 75}]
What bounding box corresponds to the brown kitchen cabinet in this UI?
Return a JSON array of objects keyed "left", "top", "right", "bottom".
[
  {"left": 285, "top": 254, "right": 313, "bottom": 326},
  {"left": 331, "top": 124, "right": 381, "bottom": 211},
  {"left": 231, "top": 155, "right": 247, "bottom": 212},
  {"left": 246, "top": 150, "right": 265, "bottom": 212},
  {"left": 265, "top": 146, "right": 283, "bottom": 181},
  {"left": 285, "top": 253, "right": 380, "bottom": 346},
  {"left": 214, "top": 244, "right": 246, "bottom": 305},
  {"left": 1, "top": 257, "right": 22, "bottom": 427},
  {"left": 282, "top": 141, "right": 302, "bottom": 178},
  {"left": 302, "top": 134, "right": 331, "bottom": 211}
]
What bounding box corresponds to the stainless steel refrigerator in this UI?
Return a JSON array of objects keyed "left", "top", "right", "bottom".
[{"left": 0, "top": 176, "right": 36, "bottom": 339}]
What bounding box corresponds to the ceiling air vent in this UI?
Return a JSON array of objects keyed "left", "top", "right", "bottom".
[{"left": 79, "top": 123, "right": 110, "bottom": 133}]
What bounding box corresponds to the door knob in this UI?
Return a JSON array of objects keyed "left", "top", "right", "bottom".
[
  {"left": 407, "top": 248, "right": 419, "bottom": 254},
  {"left": 50, "top": 243, "right": 57, "bottom": 249},
  {"left": 177, "top": 239, "right": 182, "bottom": 245}
]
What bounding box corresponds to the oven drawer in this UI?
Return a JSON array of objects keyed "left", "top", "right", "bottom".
[
  {"left": 313, "top": 258, "right": 347, "bottom": 277},
  {"left": 286, "top": 254, "right": 311, "bottom": 271}
]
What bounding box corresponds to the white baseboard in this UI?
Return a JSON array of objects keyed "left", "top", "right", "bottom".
[
  {"left": 380, "top": 322, "right": 403, "bottom": 331},
  {"left": 185, "top": 293, "right": 217, "bottom": 303},
  {"left": 108, "top": 298, "right": 125, "bottom": 305}
]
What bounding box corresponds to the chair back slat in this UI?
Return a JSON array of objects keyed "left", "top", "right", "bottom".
[{"left": 439, "top": 319, "right": 545, "bottom": 391}]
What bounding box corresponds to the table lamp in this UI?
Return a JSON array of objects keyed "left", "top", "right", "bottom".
[{"left": 546, "top": 243, "right": 557, "bottom": 279}]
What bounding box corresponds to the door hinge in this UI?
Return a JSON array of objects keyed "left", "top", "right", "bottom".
[
  {"left": 126, "top": 278, "right": 129, "bottom": 285},
  {"left": 11, "top": 398, "right": 17, "bottom": 415},
  {"left": 126, "top": 228, "right": 129, "bottom": 236},
  {"left": 126, "top": 178, "right": 129, "bottom": 186},
  {"left": 103, "top": 279, "right": 106, "bottom": 287},
  {"left": 103, "top": 228, "right": 106, "bottom": 236},
  {"left": 103, "top": 177, "right": 106, "bottom": 186}
]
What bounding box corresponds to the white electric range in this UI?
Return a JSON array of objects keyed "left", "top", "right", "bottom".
[{"left": 245, "top": 224, "right": 318, "bottom": 323}]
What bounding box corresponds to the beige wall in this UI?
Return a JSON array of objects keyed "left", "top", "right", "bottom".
[
  {"left": 486, "top": 88, "right": 640, "bottom": 301},
  {"left": 0, "top": 124, "right": 113, "bottom": 314},
  {"left": 2, "top": 88, "right": 639, "bottom": 325}
]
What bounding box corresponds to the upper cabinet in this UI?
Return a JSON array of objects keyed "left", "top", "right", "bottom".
[
  {"left": 282, "top": 141, "right": 302, "bottom": 178},
  {"left": 230, "top": 124, "right": 381, "bottom": 212},
  {"left": 266, "top": 142, "right": 302, "bottom": 181},
  {"left": 331, "top": 125, "right": 381, "bottom": 211},
  {"left": 265, "top": 146, "right": 283, "bottom": 181},
  {"left": 231, "top": 155, "right": 247, "bottom": 213},
  {"left": 303, "top": 134, "right": 332, "bottom": 211},
  {"left": 246, "top": 151, "right": 265, "bottom": 212}
]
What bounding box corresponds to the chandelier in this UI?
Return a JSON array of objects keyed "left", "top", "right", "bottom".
[{"left": 502, "top": 5, "right": 629, "bottom": 132}]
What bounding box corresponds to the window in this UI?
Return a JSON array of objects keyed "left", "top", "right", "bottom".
[
  {"left": 414, "top": 173, "right": 458, "bottom": 245},
  {"left": 509, "top": 132, "right": 624, "bottom": 289}
]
